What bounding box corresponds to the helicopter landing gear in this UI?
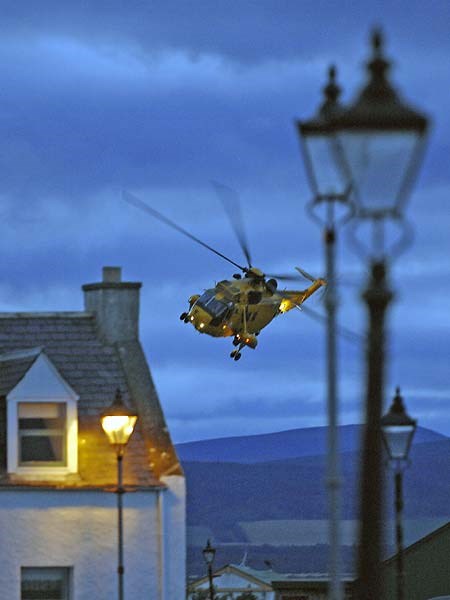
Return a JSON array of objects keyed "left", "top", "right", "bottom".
[
  {"left": 180, "top": 312, "right": 187, "bottom": 321},
  {"left": 230, "top": 340, "right": 246, "bottom": 361}
]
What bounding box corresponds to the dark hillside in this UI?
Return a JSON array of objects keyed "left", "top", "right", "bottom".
[
  {"left": 178, "top": 424, "right": 446, "bottom": 464},
  {"left": 180, "top": 426, "right": 450, "bottom": 575}
]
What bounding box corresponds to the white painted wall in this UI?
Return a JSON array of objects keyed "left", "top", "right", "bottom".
[
  {"left": 160, "top": 475, "right": 186, "bottom": 600},
  {"left": 0, "top": 482, "right": 186, "bottom": 600}
]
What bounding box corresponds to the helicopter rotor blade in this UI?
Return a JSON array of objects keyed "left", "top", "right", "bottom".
[
  {"left": 265, "top": 273, "right": 301, "bottom": 282},
  {"left": 210, "top": 181, "right": 253, "bottom": 268},
  {"left": 265, "top": 267, "right": 325, "bottom": 283},
  {"left": 122, "top": 190, "right": 247, "bottom": 272},
  {"left": 295, "top": 304, "right": 363, "bottom": 345}
]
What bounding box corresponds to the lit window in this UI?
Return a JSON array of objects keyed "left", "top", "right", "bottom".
[
  {"left": 6, "top": 351, "right": 79, "bottom": 476},
  {"left": 21, "top": 567, "right": 71, "bottom": 600},
  {"left": 18, "top": 403, "right": 67, "bottom": 466}
]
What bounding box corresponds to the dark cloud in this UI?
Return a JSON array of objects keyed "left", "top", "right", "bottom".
[
  {"left": 3, "top": 1, "right": 450, "bottom": 64},
  {"left": 0, "top": 1, "right": 449, "bottom": 442}
]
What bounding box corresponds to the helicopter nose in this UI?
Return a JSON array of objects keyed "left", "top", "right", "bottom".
[{"left": 189, "top": 307, "right": 211, "bottom": 331}]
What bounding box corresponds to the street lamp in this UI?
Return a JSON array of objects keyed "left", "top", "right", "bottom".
[
  {"left": 202, "top": 539, "right": 216, "bottom": 600},
  {"left": 381, "top": 387, "right": 417, "bottom": 600},
  {"left": 296, "top": 65, "right": 353, "bottom": 600},
  {"left": 101, "top": 389, "right": 138, "bottom": 600},
  {"left": 329, "top": 29, "right": 428, "bottom": 600}
]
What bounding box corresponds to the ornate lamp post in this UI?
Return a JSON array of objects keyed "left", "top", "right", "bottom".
[
  {"left": 296, "top": 65, "right": 353, "bottom": 600},
  {"left": 329, "top": 30, "right": 428, "bottom": 600},
  {"left": 101, "top": 389, "right": 138, "bottom": 600},
  {"left": 381, "top": 388, "right": 417, "bottom": 600},
  {"left": 202, "top": 539, "right": 216, "bottom": 600}
]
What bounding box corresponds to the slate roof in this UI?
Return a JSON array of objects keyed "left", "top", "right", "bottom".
[
  {"left": 0, "top": 348, "right": 40, "bottom": 397},
  {"left": 0, "top": 311, "right": 182, "bottom": 489}
]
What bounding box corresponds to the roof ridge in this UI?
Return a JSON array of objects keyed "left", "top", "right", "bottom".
[
  {"left": 0, "top": 346, "right": 43, "bottom": 361},
  {"left": 0, "top": 312, "right": 93, "bottom": 318}
]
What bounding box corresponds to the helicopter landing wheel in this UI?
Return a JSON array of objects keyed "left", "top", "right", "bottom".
[
  {"left": 230, "top": 350, "right": 237, "bottom": 358},
  {"left": 180, "top": 312, "right": 187, "bottom": 321},
  {"left": 232, "top": 337, "right": 240, "bottom": 346},
  {"left": 233, "top": 352, "right": 242, "bottom": 361}
]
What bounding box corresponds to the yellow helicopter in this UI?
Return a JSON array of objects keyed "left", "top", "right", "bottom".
[{"left": 124, "top": 188, "right": 326, "bottom": 360}]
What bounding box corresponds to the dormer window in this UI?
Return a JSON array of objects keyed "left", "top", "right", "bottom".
[
  {"left": 18, "top": 402, "right": 67, "bottom": 466},
  {"left": 2, "top": 348, "right": 79, "bottom": 478}
]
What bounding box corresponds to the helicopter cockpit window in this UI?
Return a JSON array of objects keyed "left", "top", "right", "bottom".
[{"left": 197, "top": 291, "right": 230, "bottom": 318}]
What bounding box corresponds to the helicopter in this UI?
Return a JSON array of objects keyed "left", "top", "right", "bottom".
[{"left": 123, "top": 188, "right": 326, "bottom": 360}]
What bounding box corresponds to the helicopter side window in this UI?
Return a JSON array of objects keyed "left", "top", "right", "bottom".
[
  {"left": 197, "top": 292, "right": 230, "bottom": 319},
  {"left": 196, "top": 291, "right": 215, "bottom": 309},
  {"left": 206, "top": 298, "right": 229, "bottom": 318},
  {"left": 247, "top": 291, "right": 262, "bottom": 305}
]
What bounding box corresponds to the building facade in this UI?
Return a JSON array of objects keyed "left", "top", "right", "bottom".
[
  {"left": 188, "top": 563, "right": 276, "bottom": 599},
  {"left": 0, "top": 267, "right": 185, "bottom": 600},
  {"left": 381, "top": 521, "right": 450, "bottom": 600},
  {"left": 188, "top": 563, "right": 355, "bottom": 600}
]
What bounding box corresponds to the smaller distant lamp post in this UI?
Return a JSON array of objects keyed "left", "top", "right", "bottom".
[
  {"left": 202, "top": 539, "right": 216, "bottom": 600},
  {"left": 101, "top": 389, "right": 138, "bottom": 600},
  {"left": 381, "top": 387, "right": 417, "bottom": 600}
]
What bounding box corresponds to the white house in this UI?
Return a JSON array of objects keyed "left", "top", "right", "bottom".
[
  {"left": 0, "top": 267, "right": 185, "bottom": 600},
  {"left": 188, "top": 561, "right": 355, "bottom": 600},
  {"left": 188, "top": 562, "right": 276, "bottom": 599}
]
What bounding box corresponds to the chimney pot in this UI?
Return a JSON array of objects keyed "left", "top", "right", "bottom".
[{"left": 103, "top": 266, "right": 122, "bottom": 283}]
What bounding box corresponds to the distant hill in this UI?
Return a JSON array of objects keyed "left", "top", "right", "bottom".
[
  {"left": 178, "top": 425, "right": 450, "bottom": 576},
  {"left": 177, "top": 424, "right": 446, "bottom": 464}
]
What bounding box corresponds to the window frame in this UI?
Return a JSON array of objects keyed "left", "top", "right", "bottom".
[
  {"left": 21, "top": 566, "right": 72, "bottom": 600},
  {"left": 18, "top": 402, "right": 68, "bottom": 467},
  {"left": 8, "top": 397, "right": 78, "bottom": 476},
  {"left": 6, "top": 353, "right": 79, "bottom": 477}
]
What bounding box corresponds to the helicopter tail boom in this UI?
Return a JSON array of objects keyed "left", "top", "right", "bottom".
[{"left": 279, "top": 278, "right": 326, "bottom": 313}]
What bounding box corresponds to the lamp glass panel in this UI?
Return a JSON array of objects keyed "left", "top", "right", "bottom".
[
  {"left": 203, "top": 548, "right": 215, "bottom": 565},
  {"left": 102, "top": 415, "right": 137, "bottom": 446},
  {"left": 303, "top": 134, "right": 348, "bottom": 197},
  {"left": 337, "top": 130, "right": 419, "bottom": 212},
  {"left": 382, "top": 424, "right": 415, "bottom": 460}
]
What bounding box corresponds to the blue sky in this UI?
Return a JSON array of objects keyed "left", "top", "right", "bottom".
[{"left": 1, "top": 2, "right": 449, "bottom": 442}]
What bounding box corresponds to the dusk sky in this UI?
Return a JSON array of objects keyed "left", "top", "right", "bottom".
[{"left": 1, "top": 2, "right": 449, "bottom": 443}]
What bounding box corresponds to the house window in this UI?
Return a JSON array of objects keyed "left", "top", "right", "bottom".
[
  {"left": 6, "top": 351, "right": 79, "bottom": 476},
  {"left": 18, "top": 403, "right": 67, "bottom": 466},
  {"left": 21, "top": 567, "right": 71, "bottom": 600}
]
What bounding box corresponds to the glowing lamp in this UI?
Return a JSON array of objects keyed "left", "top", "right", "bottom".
[
  {"left": 279, "top": 299, "right": 292, "bottom": 313},
  {"left": 101, "top": 389, "right": 138, "bottom": 450}
]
